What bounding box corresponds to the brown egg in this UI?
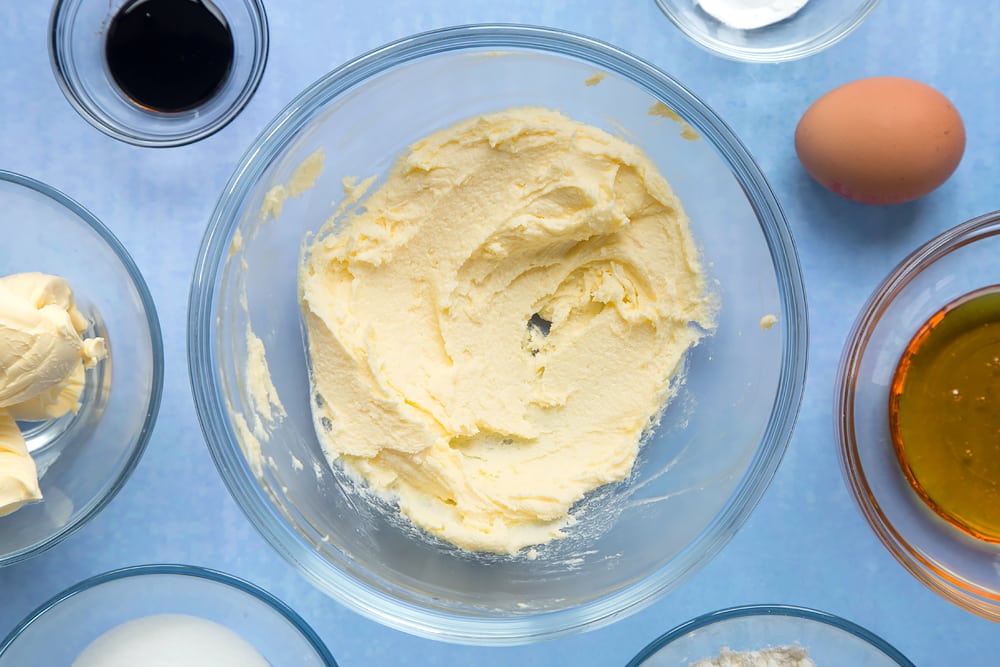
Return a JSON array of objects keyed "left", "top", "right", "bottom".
[{"left": 795, "top": 77, "right": 965, "bottom": 205}]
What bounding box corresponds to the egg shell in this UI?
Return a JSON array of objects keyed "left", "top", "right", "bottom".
[{"left": 795, "top": 77, "right": 965, "bottom": 205}]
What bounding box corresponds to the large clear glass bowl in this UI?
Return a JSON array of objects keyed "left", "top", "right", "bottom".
[
  {"left": 0, "top": 564, "right": 336, "bottom": 665},
  {"left": 627, "top": 605, "right": 914, "bottom": 666},
  {"left": 0, "top": 170, "right": 162, "bottom": 566},
  {"left": 836, "top": 212, "right": 1000, "bottom": 621},
  {"left": 189, "top": 24, "right": 807, "bottom": 644}
]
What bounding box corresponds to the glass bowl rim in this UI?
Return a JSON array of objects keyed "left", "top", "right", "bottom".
[
  {"left": 653, "top": 0, "right": 881, "bottom": 63},
  {"left": 48, "top": 0, "right": 270, "bottom": 148},
  {"left": 0, "top": 563, "right": 338, "bottom": 665},
  {"left": 626, "top": 603, "right": 916, "bottom": 665},
  {"left": 835, "top": 210, "right": 1000, "bottom": 620},
  {"left": 0, "top": 169, "right": 164, "bottom": 567},
  {"left": 188, "top": 22, "right": 808, "bottom": 644}
]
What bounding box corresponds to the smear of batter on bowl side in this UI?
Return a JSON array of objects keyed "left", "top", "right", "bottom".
[
  {"left": 649, "top": 101, "right": 701, "bottom": 141},
  {"left": 259, "top": 150, "right": 325, "bottom": 222}
]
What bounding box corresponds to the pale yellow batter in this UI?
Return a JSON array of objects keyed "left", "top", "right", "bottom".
[{"left": 300, "top": 108, "right": 713, "bottom": 554}]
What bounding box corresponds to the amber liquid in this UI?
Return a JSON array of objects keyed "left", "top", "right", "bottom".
[
  {"left": 105, "top": 0, "right": 234, "bottom": 113},
  {"left": 889, "top": 286, "right": 1000, "bottom": 542}
]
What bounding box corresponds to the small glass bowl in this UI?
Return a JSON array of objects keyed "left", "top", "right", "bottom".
[
  {"left": 49, "top": 0, "right": 269, "bottom": 147},
  {"left": 654, "top": 0, "right": 880, "bottom": 62},
  {"left": 0, "top": 564, "right": 337, "bottom": 665},
  {"left": 0, "top": 170, "right": 162, "bottom": 566},
  {"left": 627, "top": 605, "right": 914, "bottom": 666},
  {"left": 836, "top": 211, "right": 1000, "bottom": 622}
]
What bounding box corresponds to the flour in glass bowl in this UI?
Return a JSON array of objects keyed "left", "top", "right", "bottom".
[
  {"left": 695, "top": 0, "right": 810, "bottom": 30},
  {"left": 689, "top": 645, "right": 816, "bottom": 667}
]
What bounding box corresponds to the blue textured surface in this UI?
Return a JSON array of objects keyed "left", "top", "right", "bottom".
[{"left": 0, "top": 2, "right": 996, "bottom": 664}]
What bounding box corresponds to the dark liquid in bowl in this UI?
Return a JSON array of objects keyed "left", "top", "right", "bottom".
[
  {"left": 105, "top": 0, "right": 234, "bottom": 113},
  {"left": 890, "top": 285, "right": 1000, "bottom": 542}
]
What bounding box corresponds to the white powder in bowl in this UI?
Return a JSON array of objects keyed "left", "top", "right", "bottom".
[
  {"left": 694, "top": 0, "right": 810, "bottom": 30},
  {"left": 72, "top": 614, "right": 269, "bottom": 667},
  {"left": 689, "top": 645, "right": 816, "bottom": 667}
]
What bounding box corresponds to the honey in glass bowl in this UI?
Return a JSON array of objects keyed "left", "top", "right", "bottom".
[{"left": 889, "top": 285, "right": 1000, "bottom": 542}]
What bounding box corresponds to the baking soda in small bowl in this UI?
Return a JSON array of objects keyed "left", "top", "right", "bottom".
[
  {"left": 695, "top": 0, "right": 810, "bottom": 30},
  {"left": 73, "top": 613, "right": 269, "bottom": 667}
]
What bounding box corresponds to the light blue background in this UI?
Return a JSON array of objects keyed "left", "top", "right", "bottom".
[{"left": 0, "top": 1, "right": 996, "bottom": 664}]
